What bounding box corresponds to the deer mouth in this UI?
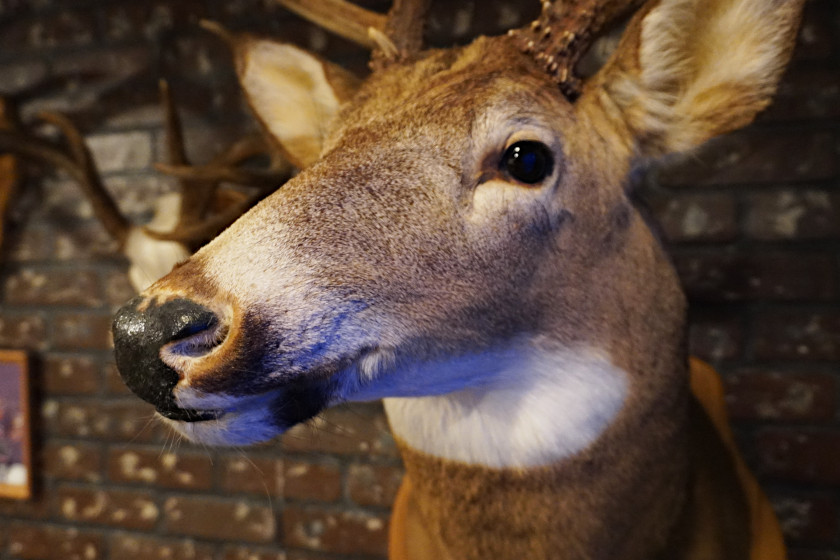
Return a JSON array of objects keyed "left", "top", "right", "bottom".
[{"left": 156, "top": 406, "right": 222, "bottom": 423}]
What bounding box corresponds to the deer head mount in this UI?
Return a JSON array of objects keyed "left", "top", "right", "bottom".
[
  {"left": 112, "top": 0, "right": 803, "bottom": 557},
  {"left": 0, "top": 77, "right": 291, "bottom": 291}
]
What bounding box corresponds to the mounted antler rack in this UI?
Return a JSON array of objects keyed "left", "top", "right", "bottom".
[{"left": 0, "top": 78, "right": 291, "bottom": 291}]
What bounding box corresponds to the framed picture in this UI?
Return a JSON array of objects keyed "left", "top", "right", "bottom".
[{"left": 0, "top": 350, "right": 32, "bottom": 500}]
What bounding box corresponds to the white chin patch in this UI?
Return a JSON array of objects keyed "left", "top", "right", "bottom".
[
  {"left": 383, "top": 346, "right": 629, "bottom": 468},
  {"left": 163, "top": 394, "right": 280, "bottom": 446}
]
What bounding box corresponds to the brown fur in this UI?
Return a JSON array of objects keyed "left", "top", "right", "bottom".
[{"left": 390, "top": 363, "right": 777, "bottom": 560}]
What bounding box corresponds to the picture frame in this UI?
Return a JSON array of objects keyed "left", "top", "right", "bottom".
[{"left": 0, "top": 350, "right": 32, "bottom": 500}]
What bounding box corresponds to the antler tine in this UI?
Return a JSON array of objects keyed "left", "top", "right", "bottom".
[
  {"left": 274, "top": 0, "right": 387, "bottom": 50},
  {"left": 275, "top": 0, "right": 430, "bottom": 66},
  {"left": 143, "top": 191, "right": 261, "bottom": 246},
  {"left": 155, "top": 162, "right": 291, "bottom": 190},
  {"left": 159, "top": 79, "right": 219, "bottom": 226},
  {"left": 156, "top": 134, "right": 291, "bottom": 187},
  {"left": 510, "top": 0, "right": 644, "bottom": 99},
  {"left": 370, "top": 0, "right": 432, "bottom": 68}
]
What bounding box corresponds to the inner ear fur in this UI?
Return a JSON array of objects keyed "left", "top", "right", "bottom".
[
  {"left": 236, "top": 38, "right": 361, "bottom": 169},
  {"left": 589, "top": 0, "right": 804, "bottom": 157}
]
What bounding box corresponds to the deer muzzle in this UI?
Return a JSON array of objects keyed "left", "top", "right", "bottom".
[{"left": 112, "top": 295, "right": 228, "bottom": 422}]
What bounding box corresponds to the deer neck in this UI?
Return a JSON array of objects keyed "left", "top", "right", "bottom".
[{"left": 384, "top": 345, "right": 692, "bottom": 559}]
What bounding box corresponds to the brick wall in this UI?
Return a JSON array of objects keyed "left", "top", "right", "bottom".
[{"left": 0, "top": 1, "right": 837, "bottom": 559}]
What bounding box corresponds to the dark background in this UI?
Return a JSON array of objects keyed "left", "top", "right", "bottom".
[{"left": 0, "top": 0, "right": 837, "bottom": 558}]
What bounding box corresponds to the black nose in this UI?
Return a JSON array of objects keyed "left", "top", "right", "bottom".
[{"left": 112, "top": 295, "right": 220, "bottom": 421}]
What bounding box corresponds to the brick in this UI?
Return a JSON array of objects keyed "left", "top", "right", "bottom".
[
  {"left": 56, "top": 485, "right": 160, "bottom": 529},
  {"left": 0, "top": 60, "right": 48, "bottom": 94},
  {"left": 0, "top": 311, "right": 47, "bottom": 350},
  {"left": 793, "top": 0, "right": 836, "bottom": 60},
  {"left": 86, "top": 131, "right": 153, "bottom": 173},
  {"left": 4, "top": 225, "right": 55, "bottom": 261},
  {"left": 222, "top": 546, "right": 288, "bottom": 560},
  {"left": 43, "top": 355, "right": 100, "bottom": 395},
  {"left": 109, "top": 533, "right": 216, "bottom": 560},
  {"left": 42, "top": 399, "right": 166, "bottom": 442},
  {"left": 39, "top": 175, "right": 99, "bottom": 223},
  {"left": 221, "top": 455, "right": 283, "bottom": 497},
  {"left": 789, "top": 551, "right": 840, "bottom": 560},
  {"left": 688, "top": 315, "right": 743, "bottom": 362},
  {"left": 0, "top": 10, "right": 96, "bottom": 51},
  {"left": 755, "top": 429, "right": 840, "bottom": 485},
  {"left": 99, "top": 174, "right": 173, "bottom": 221},
  {"left": 426, "top": 1, "right": 538, "bottom": 43},
  {"left": 284, "top": 460, "right": 342, "bottom": 503},
  {"left": 649, "top": 193, "right": 737, "bottom": 243},
  {"left": 42, "top": 400, "right": 111, "bottom": 439},
  {"left": 771, "top": 492, "right": 838, "bottom": 542},
  {"left": 52, "top": 312, "right": 113, "bottom": 350},
  {"left": 108, "top": 447, "right": 213, "bottom": 490},
  {"left": 674, "top": 253, "right": 836, "bottom": 302},
  {"left": 107, "top": 400, "right": 169, "bottom": 443},
  {"left": 7, "top": 523, "right": 103, "bottom": 560},
  {"left": 3, "top": 267, "right": 102, "bottom": 306},
  {"left": 762, "top": 68, "right": 840, "bottom": 122},
  {"left": 161, "top": 34, "right": 237, "bottom": 86},
  {"left": 102, "top": 1, "right": 209, "bottom": 42},
  {"left": 104, "top": 360, "right": 134, "bottom": 395},
  {"left": 42, "top": 441, "right": 103, "bottom": 483},
  {"left": 51, "top": 46, "right": 149, "bottom": 78},
  {"left": 164, "top": 496, "right": 275, "bottom": 542},
  {"left": 745, "top": 190, "right": 840, "bottom": 241},
  {"left": 0, "top": 492, "right": 51, "bottom": 520},
  {"left": 347, "top": 463, "right": 404, "bottom": 507},
  {"left": 282, "top": 403, "right": 398, "bottom": 457},
  {"left": 105, "top": 266, "right": 138, "bottom": 306},
  {"left": 658, "top": 132, "right": 836, "bottom": 187},
  {"left": 724, "top": 370, "right": 836, "bottom": 421},
  {"left": 53, "top": 222, "right": 121, "bottom": 260},
  {"left": 153, "top": 121, "right": 254, "bottom": 170},
  {"left": 753, "top": 312, "right": 840, "bottom": 362},
  {"left": 286, "top": 551, "right": 345, "bottom": 560},
  {"left": 283, "top": 506, "right": 389, "bottom": 556}
]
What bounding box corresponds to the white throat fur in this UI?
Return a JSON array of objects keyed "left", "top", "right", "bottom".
[{"left": 383, "top": 348, "right": 628, "bottom": 468}]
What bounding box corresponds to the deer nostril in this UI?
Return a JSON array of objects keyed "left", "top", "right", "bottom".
[
  {"left": 112, "top": 295, "right": 224, "bottom": 411},
  {"left": 165, "top": 318, "right": 229, "bottom": 358}
]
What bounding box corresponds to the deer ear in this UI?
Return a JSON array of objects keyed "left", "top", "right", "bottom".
[
  {"left": 237, "top": 39, "right": 361, "bottom": 168},
  {"left": 591, "top": 0, "right": 803, "bottom": 157}
]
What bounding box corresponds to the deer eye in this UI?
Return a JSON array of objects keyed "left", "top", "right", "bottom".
[{"left": 500, "top": 141, "right": 554, "bottom": 185}]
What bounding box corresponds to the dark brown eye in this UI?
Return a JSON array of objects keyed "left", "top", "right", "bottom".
[{"left": 500, "top": 141, "right": 554, "bottom": 184}]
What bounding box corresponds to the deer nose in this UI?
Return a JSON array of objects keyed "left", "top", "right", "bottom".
[{"left": 112, "top": 295, "right": 223, "bottom": 421}]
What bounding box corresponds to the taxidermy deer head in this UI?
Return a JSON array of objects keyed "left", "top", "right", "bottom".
[{"left": 112, "top": 0, "right": 804, "bottom": 557}]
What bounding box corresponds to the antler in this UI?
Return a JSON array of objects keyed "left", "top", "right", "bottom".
[
  {"left": 274, "top": 0, "right": 431, "bottom": 66},
  {"left": 510, "top": 0, "right": 644, "bottom": 99},
  {"left": 0, "top": 110, "right": 131, "bottom": 245},
  {"left": 151, "top": 80, "right": 291, "bottom": 248},
  {"left": 273, "top": 0, "right": 387, "bottom": 49}
]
